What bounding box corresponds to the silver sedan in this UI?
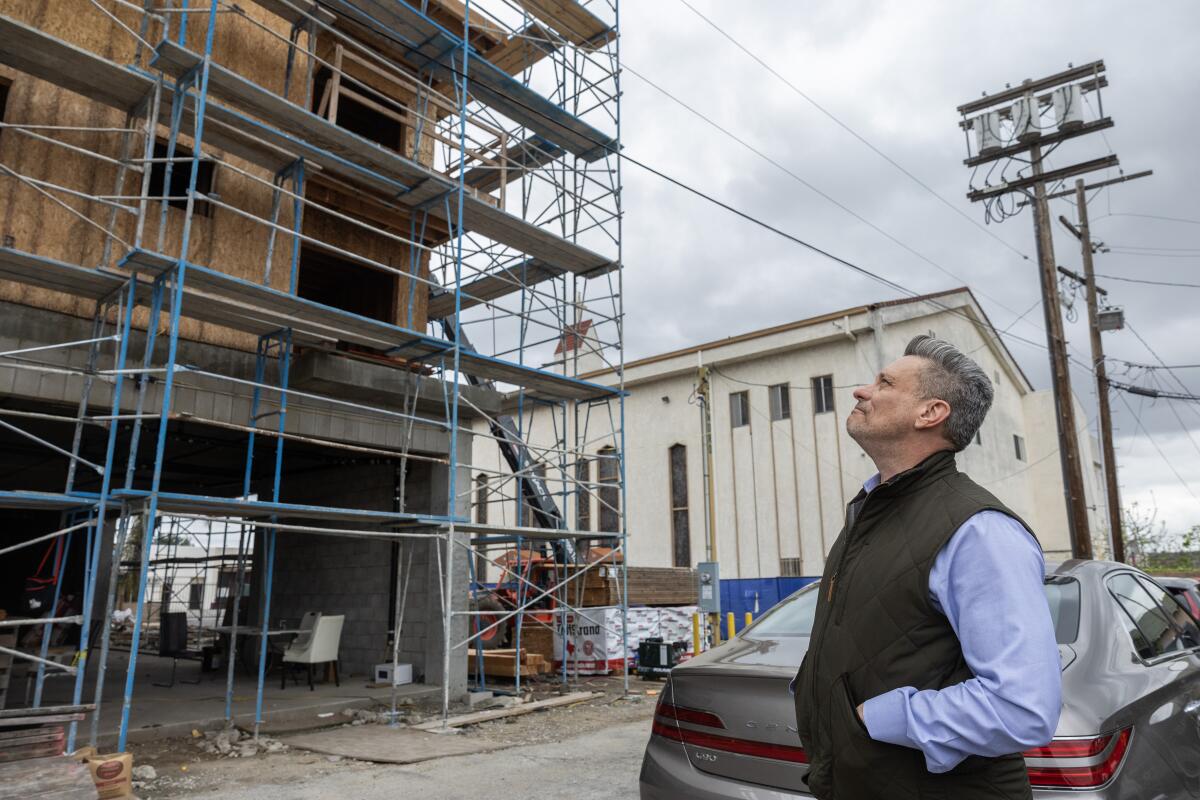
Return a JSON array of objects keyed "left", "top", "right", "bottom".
[{"left": 640, "top": 559, "right": 1200, "bottom": 799}]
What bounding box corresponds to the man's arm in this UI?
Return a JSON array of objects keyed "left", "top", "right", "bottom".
[{"left": 861, "top": 511, "right": 1061, "bottom": 773}]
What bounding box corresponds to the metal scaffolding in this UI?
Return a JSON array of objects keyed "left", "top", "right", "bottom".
[{"left": 0, "top": 0, "right": 624, "bottom": 750}]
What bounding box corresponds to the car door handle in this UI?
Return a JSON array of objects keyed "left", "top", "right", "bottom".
[{"left": 1185, "top": 699, "right": 1200, "bottom": 716}]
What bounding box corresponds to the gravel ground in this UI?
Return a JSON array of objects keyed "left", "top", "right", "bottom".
[{"left": 127, "top": 675, "right": 662, "bottom": 799}]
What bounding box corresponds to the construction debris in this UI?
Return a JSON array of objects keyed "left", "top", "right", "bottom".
[{"left": 191, "top": 727, "right": 287, "bottom": 758}]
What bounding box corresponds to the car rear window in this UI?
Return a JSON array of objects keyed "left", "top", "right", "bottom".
[
  {"left": 744, "top": 583, "right": 819, "bottom": 637},
  {"left": 1044, "top": 577, "right": 1081, "bottom": 644},
  {"left": 745, "top": 579, "right": 1080, "bottom": 643}
]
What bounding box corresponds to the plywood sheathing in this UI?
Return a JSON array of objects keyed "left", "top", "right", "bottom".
[{"left": 0, "top": 1, "right": 440, "bottom": 351}]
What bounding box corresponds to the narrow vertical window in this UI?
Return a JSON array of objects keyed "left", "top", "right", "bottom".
[
  {"left": 598, "top": 446, "right": 619, "bottom": 534},
  {"left": 474, "top": 474, "right": 488, "bottom": 582},
  {"left": 575, "top": 457, "right": 591, "bottom": 532},
  {"left": 769, "top": 383, "right": 791, "bottom": 421},
  {"left": 1013, "top": 434, "right": 1026, "bottom": 462},
  {"left": 730, "top": 391, "right": 750, "bottom": 428},
  {"left": 668, "top": 444, "right": 690, "bottom": 567},
  {"left": 812, "top": 375, "right": 835, "bottom": 414}
]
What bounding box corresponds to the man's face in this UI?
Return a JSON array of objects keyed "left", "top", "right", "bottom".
[{"left": 846, "top": 355, "right": 933, "bottom": 449}]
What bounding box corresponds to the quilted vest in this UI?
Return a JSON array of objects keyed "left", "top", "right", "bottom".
[{"left": 793, "top": 450, "right": 1036, "bottom": 800}]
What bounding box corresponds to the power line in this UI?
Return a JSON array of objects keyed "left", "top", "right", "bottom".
[
  {"left": 1116, "top": 392, "right": 1200, "bottom": 505},
  {"left": 621, "top": 62, "right": 1050, "bottom": 344},
  {"left": 1094, "top": 274, "right": 1200, "bottom": 289},
  {"left": 1095, "top": 212, "right": 1200, "bottom": 226},
  {"left": 1107, "top": 250, "right": 1200, "bottom": 259},
  {"left": 672, "top": 0, "right": 1033, "bottom": 265}
]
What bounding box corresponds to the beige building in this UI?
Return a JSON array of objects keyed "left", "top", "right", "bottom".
[{"left": 473, "top": 288, "right": 1110, "bottom": 577}]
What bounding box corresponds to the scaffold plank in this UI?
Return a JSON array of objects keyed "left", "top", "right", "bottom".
[
  {"left": 324, "top": 0, "right": 617, "bottom": 160},
  {"left": 463, "top": 134, "right": 563, "bottom": 194},
  {"left": 0, "top": 15, "right": 151, "bottom": 111},
  {"left": 108, "top": 488, "right": 444, "bottom": 525},
  {"left": 0, "top": 247, "right": 126, "bottom": 300},
  {"left": 512, "top": 0, "right": 616, "bottom": 51},
  {"left": 254, "top": 0, "right": 337, "bottom": 26},
  {"left": 427, "top": 258, "right": 562, "bottom": 319},
  {"left": 0, "top": 491, "right": 97, "bottom": 512}
]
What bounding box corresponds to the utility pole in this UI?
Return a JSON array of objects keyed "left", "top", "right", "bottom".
[
  {"left": 957, "top": 62, "right": 1120, "bottom": 559},
  {"left": 1056, "top": 173, "right": 1150, "bottom": 562},
  {"left": 1030, "top": 145, "right": 1092, "bottom": 558}
]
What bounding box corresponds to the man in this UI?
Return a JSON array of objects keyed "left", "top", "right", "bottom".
[{"left": 793, "top": 335, "right": 1060, "bottom": 799}]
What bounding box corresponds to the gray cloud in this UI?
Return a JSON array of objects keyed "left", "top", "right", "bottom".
[{"left": 617, "top": 0, "right": 1200, "bottom": 532}]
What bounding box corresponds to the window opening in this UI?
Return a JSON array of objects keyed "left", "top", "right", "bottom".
[
  {"left": 730, "top": 391, "right": 749, "bottom": 428},
  {"left": 769, "top": 383, "right": 791, "bottom": 421},
  {"left": 668, "top": 444, "right": 690, "bottom": 567}
]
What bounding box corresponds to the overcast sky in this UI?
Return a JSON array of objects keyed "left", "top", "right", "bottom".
[{"left": 613, "top": 0, "right": 1200, "bottom": 537}]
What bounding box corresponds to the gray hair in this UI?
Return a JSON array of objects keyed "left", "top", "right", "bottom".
[{"left": 903, "top": 335, "right": 994, "bottom": 451}]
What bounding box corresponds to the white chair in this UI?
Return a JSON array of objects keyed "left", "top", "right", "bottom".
[{"left": 281, "top": 614, "right": 343, "bottom": 690}]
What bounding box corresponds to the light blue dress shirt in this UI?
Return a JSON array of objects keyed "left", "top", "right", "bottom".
[{"left": 855, "top": 473, "right": 1062, "bottom": 773}]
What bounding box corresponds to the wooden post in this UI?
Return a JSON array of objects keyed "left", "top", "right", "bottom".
[
  {"left": 1030, "top": 143, "right": 1093, "bottom": 559},
  {"left": 1073, "top": 178, "right": 1125, "bottom": 561}
]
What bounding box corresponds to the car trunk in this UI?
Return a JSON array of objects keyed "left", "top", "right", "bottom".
[{"left": 661, "top": 634, "right": 810, "bottom": 793}]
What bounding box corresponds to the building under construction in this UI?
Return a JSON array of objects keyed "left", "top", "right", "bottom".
[{"left": 0, "top": 0, "right": 624, "bottom": 751}]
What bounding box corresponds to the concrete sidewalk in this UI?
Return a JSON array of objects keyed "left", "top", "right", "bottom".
[{"left": 180, "top": 717, "right": 653, "bottom": 799}]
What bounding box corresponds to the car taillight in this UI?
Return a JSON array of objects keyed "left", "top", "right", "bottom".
[
  {"left": 1024, "top": 728, "right": 1132, "bottom": 789},
  {"left": 652, "top": 696, "right": 809, "bottom": 764}
]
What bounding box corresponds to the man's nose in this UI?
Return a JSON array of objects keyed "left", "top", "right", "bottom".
[{"left": 852, "top": 384, "right": 870, "bottom": 402}]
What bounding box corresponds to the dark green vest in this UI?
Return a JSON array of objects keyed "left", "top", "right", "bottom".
[{"left": 793, "top": 450, "right": 1035, "bottom": 800}]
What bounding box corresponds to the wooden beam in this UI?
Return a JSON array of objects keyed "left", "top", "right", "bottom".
[
  {"left": 963, "top": 118, "right": 1114, "bottom": 168},
  {"left": 966, "top": 155, "right": 1119, "bottom": 202},
  {"left": 958, "top": 60, "right": 1105, "bottom": 115},
  {"left": 412, "top": 691, "right": 601, "bottom": 729}
]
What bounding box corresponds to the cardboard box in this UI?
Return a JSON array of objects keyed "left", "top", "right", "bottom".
[
  {"left": 73, "top": 747, "right": 134, "bottom": 799},
  {"left": 373, "top": 662, "right": 413, "bottom": 686}
]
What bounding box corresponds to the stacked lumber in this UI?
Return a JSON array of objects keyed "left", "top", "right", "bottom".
[
  {"left": 0, "top": 705, "right": 91, "bottom": 765},
  {"left": 466, "top": 648, "right": 551, "bottom": 678},
  {"left": 570, "top": 567, "right": 699, "bottom": 607},
  {"left": 515, "top": 624, "right": 555, "bottom": 663}
]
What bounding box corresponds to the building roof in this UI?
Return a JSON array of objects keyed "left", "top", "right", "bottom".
[{"left": 581, "top": 286, "right": 1033, "bottom": 390}]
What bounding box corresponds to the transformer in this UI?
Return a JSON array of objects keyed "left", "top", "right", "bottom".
[
  {"left": 1098, "top": 307, "right": 1125, "bottom": 332},
  {"left": 1011, "top": 95, "right": 1039, "bottom": 143},
  {"left": 1054, "top": 84, "right": 1084, "bottom": 130},
  {"left": 973, "top": 111, "right": 1003, "bottom": 155}
]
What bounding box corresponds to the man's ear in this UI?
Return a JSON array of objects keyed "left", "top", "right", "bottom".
[{"left": 914, "top": 399, "right": 951, "bottom": 432}]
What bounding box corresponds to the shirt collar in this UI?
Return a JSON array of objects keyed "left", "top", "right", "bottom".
[{"left": 863, "top": 473, "right": 882, "bottom": 494}]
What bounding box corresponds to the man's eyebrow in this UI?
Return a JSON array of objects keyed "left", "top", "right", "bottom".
[{"left": 878, "top": 372, "right": 893, "bottom": 383}]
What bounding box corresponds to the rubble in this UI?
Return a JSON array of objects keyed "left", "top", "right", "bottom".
[{"left": 191, "top": 727, "right": 288, "bottom": 758}]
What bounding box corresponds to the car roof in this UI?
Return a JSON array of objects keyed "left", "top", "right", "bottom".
[{"left": 1152, "top": 575, "right": 1200, "bottom": 588}]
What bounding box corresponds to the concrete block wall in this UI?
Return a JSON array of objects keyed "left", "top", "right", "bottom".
[{"left": 271, "top": 463, "right": 399, "bottom": 678}]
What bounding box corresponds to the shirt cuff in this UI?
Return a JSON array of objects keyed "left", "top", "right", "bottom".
[{"left": 862, "top": 688, "right": 914, "bottom": 749}]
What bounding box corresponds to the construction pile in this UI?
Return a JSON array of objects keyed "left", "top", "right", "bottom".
[
  {"left": 569, "top": 567, "right": 698, "bottom": 608},
  {"left": 467, "top": 648, "right": 551, "bottom": 678}
]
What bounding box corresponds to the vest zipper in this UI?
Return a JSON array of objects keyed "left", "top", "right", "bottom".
[{"left": 808, "top": 493, "right": 873, "bottom": 731}]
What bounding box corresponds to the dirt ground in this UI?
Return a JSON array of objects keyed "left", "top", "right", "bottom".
[{"left": 127, "top": 674, "right": 663, "bottom": 799}]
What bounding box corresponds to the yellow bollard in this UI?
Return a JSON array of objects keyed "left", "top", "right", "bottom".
[
  {"left": 711, "top": 613, "right": 722, "bottom": 645},
  {"left": 744, "top": 611, "right": 753, "bottom": 629},
  {"left": 726, "top": 611, "right": 736, "bottom": 640},
  {"left": 692, "top": 613, "right": 702, "bottom": 654}
]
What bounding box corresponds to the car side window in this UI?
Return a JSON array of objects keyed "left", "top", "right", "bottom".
[
  {"left": 1136, "top": 576, "right": 1200, "bottom": 651},
  {"left": 1108, "top": 574, "right": 1157, "bottom": 660}
]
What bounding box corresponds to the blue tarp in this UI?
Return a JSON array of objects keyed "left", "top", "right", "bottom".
[{"left": 721, "top": 577, "right": 819, "bottom": 634}]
